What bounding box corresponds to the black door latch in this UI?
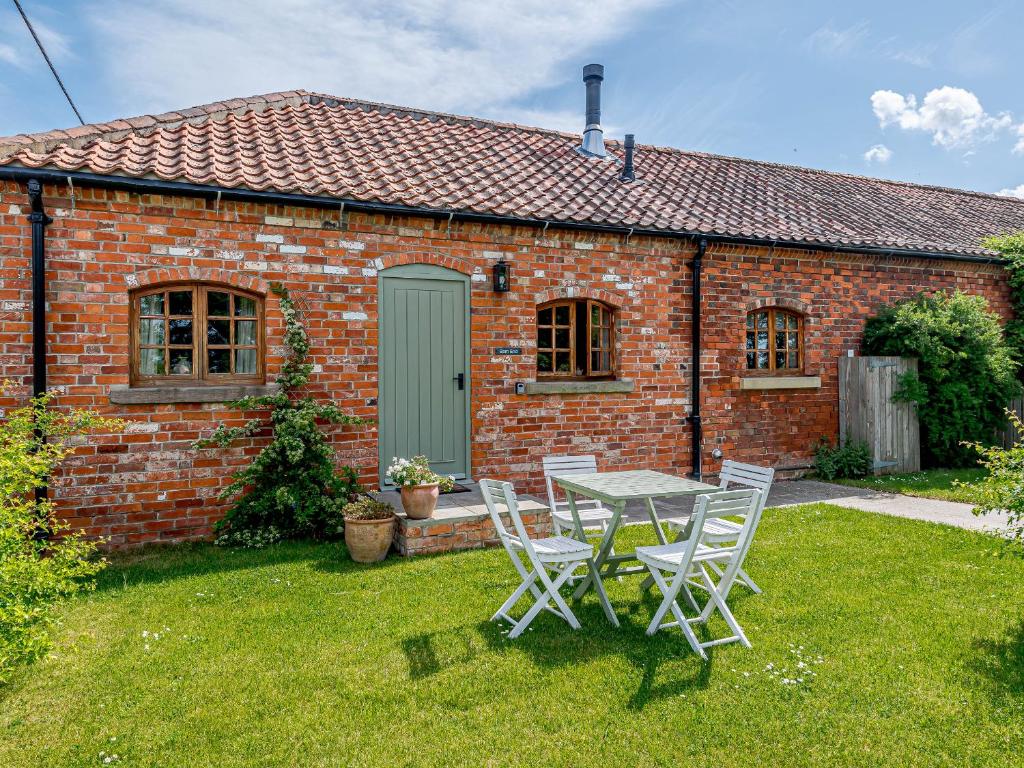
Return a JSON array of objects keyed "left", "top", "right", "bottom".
[{"left": 454, "top": 373, "right": 465, "bottom": 390}]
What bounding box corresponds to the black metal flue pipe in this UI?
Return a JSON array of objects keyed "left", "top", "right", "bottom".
[
  {"left": 687, "top": 238, "right": 707, "bottom": 479},
  {"left": 27, "top": 178, "right": 52, "bottom": 504}
]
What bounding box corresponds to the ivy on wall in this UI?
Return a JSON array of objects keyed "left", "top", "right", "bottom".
[{"left": 984, "top": 232, "right": 1024, "bottom": 374}]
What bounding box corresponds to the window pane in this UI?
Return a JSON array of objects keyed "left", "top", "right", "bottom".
[
  {"left": 537, "top": 327, "right": 551, "bottom": 348},
  {"left": 554, "top": 304, "right": 570, "bottom": 325},
  {"left": 756, "top": 312, "right": 768, "bottom": 329},
  {"left": 139, "top": 318, "right": 164, "bottom": 345},
  {"left": 788, "top": 314, "right": 798, "bottom": 330},
  {"left": 169, "top": 318, "right": 193, "bottom": 345},
  {"left": 757, "top": 331, "right": 768, "bottom": 350},
  {"left": 169, "top": 350, "right": 193, "bottom": 375},
  {"left": 775, "top": 313, "right": 786, "bottom": 330},
  {"left": 208, "top": 291, "right": 230, "bottom": 316},
  {"left": 775, "top": 351, "right": 786, "bottom": 369},
  {"left": 208, "top": 348, "right": 230, "bottom": 374},
  {"left": 746, "top": 351, "right": 756, "bottom": 369},
  {"left": 537, "top": 351, "right": 553, "bottom": 372},
  {"left": 591, "top": 304, "right": 600, "bottom": 325},
  {"left": 538, "top": 307, "right": 552, "bottom": 325},
  {"left": 745, "top": 331, "right": 756, "bottom": 350},
  {"left": 140, "top": 348, "right": 165, "bottom": 375},
  {"left": 746, "top": 313, "right": 754, "bottom": 329},
  {"left": 591, "top": 324, "right": 599, "bottom": 346},
  {"left": 207, "top": 319, "right": 230, "bottom": 345},
  {"left": 789, "top": 350, "right": 799, "bottom": 368},
  {"left": 234, "top": 295, "right": 257, "bottom": 317},
  {"left": 789, "top": 331, "right": 799, "bottom": 348},
  {"left": 236, "top": 320, "right": 256, "bottom": 346},
  {"left": 554, "top": 327, "right": 570, "bottom": 348},
  {"left": 140, "top": 294, "right": 164, "bottom": 315},
  {"left": 235, "top": 349, "right": 257, "bottom": 374},
  {"left": 555, "top": 353, "right": 570, "bottom": 373},
  {"left": 601, "top": 328, "right": 610, "bottom": 349},
  {"left": 775, "top": 332, "right": 786, "bottom": 351},
  {"left": 169, "top": 290, "right": 192, "bottom": 316},
  {"left": 757, "top": 351, "right": 769, "bottom": 368}
]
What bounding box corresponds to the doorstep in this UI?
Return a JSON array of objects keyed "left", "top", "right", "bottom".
[{"left": 372, "top": 484, "right": 551, "bottom": 556}]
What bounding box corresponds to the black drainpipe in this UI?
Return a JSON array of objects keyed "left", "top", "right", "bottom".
[
  {"left": 686, "top": 237, "right": 707, "bottom": 479},
  {"left": 27, "top": 178, "right": 52, "bottom": 504}
]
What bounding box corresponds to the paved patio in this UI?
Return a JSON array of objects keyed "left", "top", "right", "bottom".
[{"left": 380, "top": 478, "right": 1013, "bottom": 536}]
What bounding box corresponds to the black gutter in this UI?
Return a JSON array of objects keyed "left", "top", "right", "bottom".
[
  {"left": 27, "top": 178, "right": 52, "bottom": 505},
  {"left": 0, "top": 166, "right": 1004, "bottom": 266},
  {"left": 687, "top": 238, "right": 706, "bottom": 479}
]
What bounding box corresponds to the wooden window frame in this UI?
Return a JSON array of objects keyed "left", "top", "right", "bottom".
[
  {"left": 744, "top": 307, "right": 804, "bottom": 375},
  {"left": 536, "top": 298, "right": 616, "bottom": 380},
  {"left": 130, "top": 282, "right": 266, "bottom": 387}
]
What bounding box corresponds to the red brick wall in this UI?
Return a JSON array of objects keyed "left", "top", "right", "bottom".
[{"left": 0, "top": 180, "right": 1012, "bottom": 545}]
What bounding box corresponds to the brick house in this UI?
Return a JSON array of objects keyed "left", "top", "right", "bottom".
[{"left": 1, "top": 72, "right": 1023, "bottom": 546}]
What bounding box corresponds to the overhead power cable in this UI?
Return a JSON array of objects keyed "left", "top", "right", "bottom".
[{"left": 12, "top": 0, "right": 85, "bottom": 125}]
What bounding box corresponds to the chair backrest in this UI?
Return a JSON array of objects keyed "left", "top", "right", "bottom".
[
  {"left": 718, "top": 460, "right": 775, "bottom": 515},
  {"left": 685, "top": 488, "right": 761, "bottom": 575},
  {"left": 479, "top": 478, "right": 540, "bottom": 563},
  {"left": 542, "top": 455, "right": 598, "bottom": 511}
]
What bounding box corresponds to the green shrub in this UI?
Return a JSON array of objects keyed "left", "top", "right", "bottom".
[
  {"left": 862, "top": 290, "right": 1020, "bottom": 467},
  {"left": 813, "top": 439, "right": 873, "bottom": 480},
  {"left": 960, "top": 411, "right": 1024, "bottom": 542},
  {"left": 983, "top": 232, "right": 1024, "bottom": 375},
  {"left": 1, "top": 386, "right": 122, "bottom": 684},
  {"left": 341, "top": 497, "right": 395, "bottom": 521},
  {"left": 197, "top": 287, "right": 368, "bottom": 542}
]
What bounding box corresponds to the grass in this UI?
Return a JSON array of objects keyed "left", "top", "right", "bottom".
[
  {"left": 830, "top": 467, "right": 988, "bottom": 503},
  {"left": 2, "top": 503, "right": 1023, "bottom": 767}
]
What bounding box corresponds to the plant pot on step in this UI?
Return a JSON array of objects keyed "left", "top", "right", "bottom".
[
  {"left": 344, "top": 515, "right": 395, "bottom": 563},
  {"left": 400, "top": 483, "right": 440, "bottom": 519}
]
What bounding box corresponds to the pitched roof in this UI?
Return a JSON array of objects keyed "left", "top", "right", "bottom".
[{"left": 2, "top": 89, "right": 1023, "bottom": 258}]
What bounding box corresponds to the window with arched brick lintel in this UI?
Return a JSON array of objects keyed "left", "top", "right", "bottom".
[
  {"left": 130, "top": 282, "right": 265, "bottom": 386},
  {"left": 745, "top": 307, "right": 804, "bottom": 373},
  {"left": 536, "top": 298, "right": 615, "bottom": 379}
]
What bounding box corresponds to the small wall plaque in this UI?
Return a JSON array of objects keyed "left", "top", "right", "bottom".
[{"left": 496, "top": 347, "right": 522, "bottom": 355}]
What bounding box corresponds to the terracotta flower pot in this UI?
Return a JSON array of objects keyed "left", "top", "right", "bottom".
[
  {"left": 344, "top": 516, "right": 395, "bottom": 563},
  {"left": 400, "top": 483, "right": 440, "bottom": 519}
]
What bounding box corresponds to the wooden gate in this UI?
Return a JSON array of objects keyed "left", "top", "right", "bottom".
[{"left": 838, "top": 356, "right": 921, "bottom": 475}]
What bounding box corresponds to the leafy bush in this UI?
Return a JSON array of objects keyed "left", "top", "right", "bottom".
[
  {"left": 1, "top": 386, "right": 122, "bottom": 683},
  {"left": 813, "top": 439, "right": 873, "bottom": 480},
  {"left": 983, "top": 232, "right": 1024, "bottom": 375},
  {"left": 197, "top": 287, "right": 368, "bottom": 541},
  {"left": 862, "top": 290, "right": 1020, "bottom": 467},
  {"left": 341, "top": 497, "right": 395, "bottom": 521},
  {"left": 385, "top": 455, "right": 455, "bottom": 491},
  {"left": 214, "top": 525, "right": 282, "bottom": 549},
  {"left": 960, "top": 411, "right": 1024, "bottom": 542}
]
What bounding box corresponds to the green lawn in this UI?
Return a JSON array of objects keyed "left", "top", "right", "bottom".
[
  {"left": 2, "top": 504, "right": 1023, "bottom": 767},
  {"left": 831, "top": 468, "right": 987, "bottom": 503}
]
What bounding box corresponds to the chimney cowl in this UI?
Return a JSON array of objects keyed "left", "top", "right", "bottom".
[
  {"left": 578, "top": 63, "right": 606, "bottom": 157},
  {"left": 619, "top": 134, "right": 636, "bottom": 182}
]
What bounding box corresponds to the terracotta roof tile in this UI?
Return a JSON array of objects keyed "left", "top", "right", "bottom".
[{"left": 2, "top": 89, "right": 1023, "bottom": 257}]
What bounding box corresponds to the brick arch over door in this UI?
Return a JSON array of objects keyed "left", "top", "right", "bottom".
[{"left": 376, "top": 252, "right": 476, "bottom": 277}]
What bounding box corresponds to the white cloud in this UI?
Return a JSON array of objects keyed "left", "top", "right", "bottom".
[
  {"left": 1014, "top": 125, "right": 1024, "bottom": 155},
  {"left": 804, "top": 21, "right": 869, "bottom": 57},
  {"left": 863, "top": 144, "right": 892, "bottom": 164},
  {"left": 870, "top": 86, "right": 1013, "bottom": 150},
  {"left": 0, "top": 9, "right": 72, "bottom": 69},
  {"left": 997, "top": 184, "right": 1024, "bottom": 200},
  {"left": 0, "top": 42, "right": 20, "bottom": 67},
  {"left": 89, "top": 0, "right": 663, "bottom": 128}
]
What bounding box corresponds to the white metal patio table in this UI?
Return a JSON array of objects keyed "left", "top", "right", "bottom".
[{"left": 553, "top": 470, "right": 718, "bottom": 607}]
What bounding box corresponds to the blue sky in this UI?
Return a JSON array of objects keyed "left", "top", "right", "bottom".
[{"left": 2, "top": 0, "right": 1023, "bottom": 198}]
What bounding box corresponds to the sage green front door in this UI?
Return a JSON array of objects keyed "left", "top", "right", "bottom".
[{"left": 378, "top": 265, "right": 470, "bottom": 485}]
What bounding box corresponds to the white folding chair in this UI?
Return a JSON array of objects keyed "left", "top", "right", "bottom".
[
  {"left": 542, "top": 455, "right": 617, "bottom": 580},
  {"left": 637, "top": 488, "right": 761, "bottom": 658},
  {"left": 480, "top": 478, "right": 618, "bottom": 638},
  {"left": 663, "top": 460, "right": 774, "bottom": 594}
]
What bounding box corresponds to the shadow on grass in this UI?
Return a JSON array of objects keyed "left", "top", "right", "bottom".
[
  {"left": 971, "top": 619, "right": 1024, "bottom": 702},
  {"left": 401, "top": 628, "right": 481, "bottom": 680},
  {"left": 95, "top": 539, "right": 408, "bottom": 592}
]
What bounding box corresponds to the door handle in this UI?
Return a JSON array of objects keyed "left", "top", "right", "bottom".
[{"left": 454, "top": 373, "right": 465, "bottom": 390}]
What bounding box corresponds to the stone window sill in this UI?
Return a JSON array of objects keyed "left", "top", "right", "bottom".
[
  {"left": 109, "top": 383, "right": 280, "bottom": 405},
  {"left": 739, "top": 375, "right": 821, "bottom": 391},
  {"left": 523, "top": 379, "right": 635, "bottom": 395}
]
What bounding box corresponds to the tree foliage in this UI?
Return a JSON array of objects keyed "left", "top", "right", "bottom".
[
  {"left": 862, "top": 290, "right": 1020, "bottom": 467},
  {"left": 197, "top": 286, "right": 367, "bottom": 542},
  {"left": 983, "top": 232, "right": 1024, "bottom": 374},
  {"left": 961, "top": 410, "right": 1024, "bottom": 542},
  {"left": 1, "top": 386, "right": 121, "bottom": 683}
]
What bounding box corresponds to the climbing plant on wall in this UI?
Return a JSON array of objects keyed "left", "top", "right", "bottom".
[
  {"left": 196, "top": 285, "right": 367, "bottom": 543},
  {"left": 983, "top": 232, "right": 1024, "bottom": 375}
]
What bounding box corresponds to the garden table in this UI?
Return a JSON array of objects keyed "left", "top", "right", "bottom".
[{"left": 552, "top": 470, "right": 718, "bottom": 607}]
